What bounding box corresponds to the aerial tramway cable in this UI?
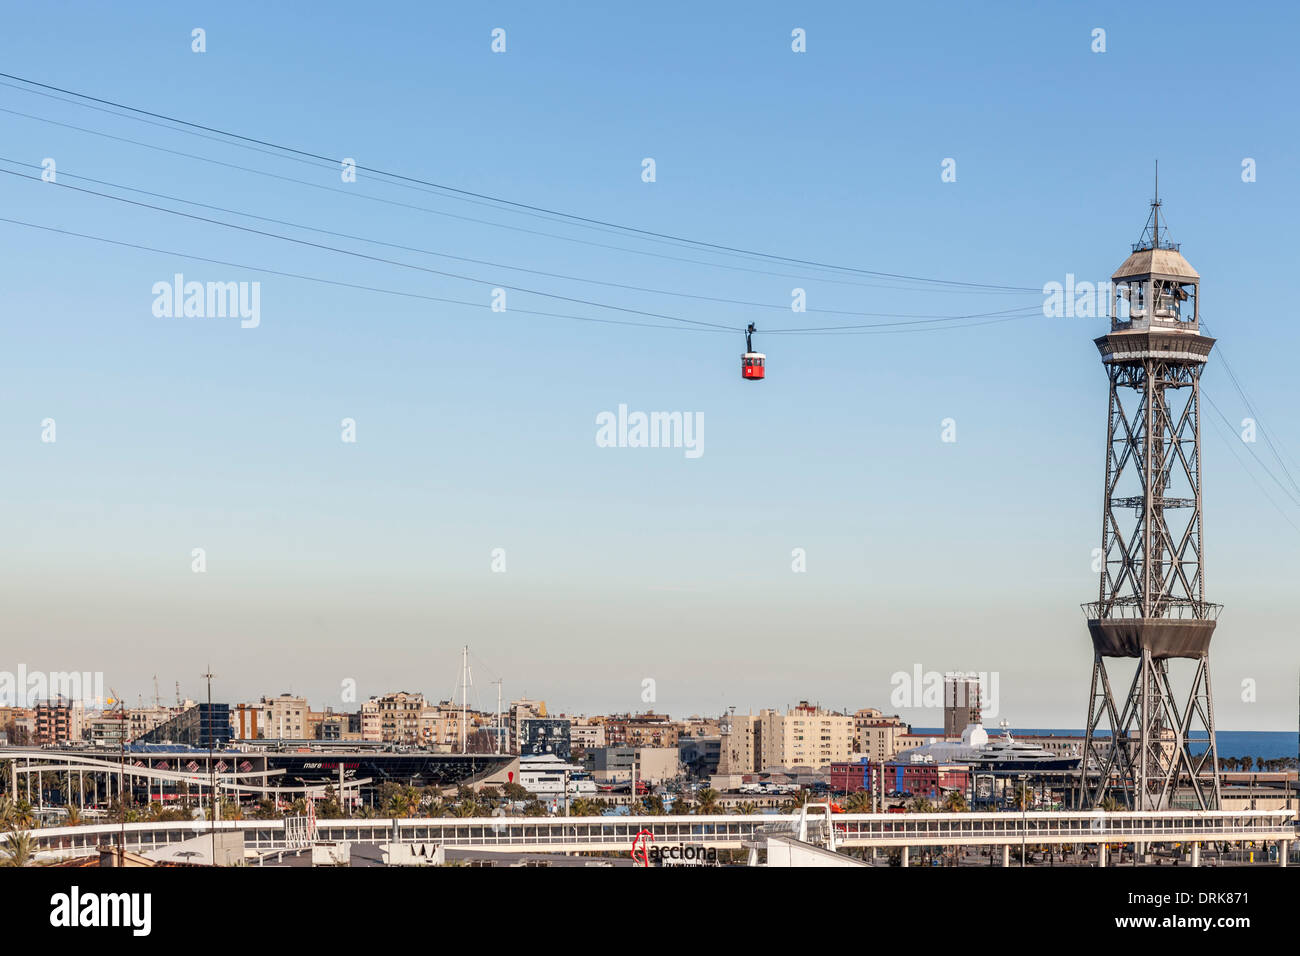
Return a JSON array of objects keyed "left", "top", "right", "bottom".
[{"left": 0, "top": 72, "right": 1040, "bottom": 293}]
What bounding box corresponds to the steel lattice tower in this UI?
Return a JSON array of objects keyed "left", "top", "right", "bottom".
[{"left": 1080, "top": 190, "right": 1222, "bottom": 811}]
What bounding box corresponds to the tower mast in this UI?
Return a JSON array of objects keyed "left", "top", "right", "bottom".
[
  {"left": 460, "top": 645, "right": 468, "bottom": 755},
  {"left": 1080, "top": 190, "right": 1221, "bottom": 810}
]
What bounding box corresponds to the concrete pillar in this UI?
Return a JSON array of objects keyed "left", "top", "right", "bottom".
[
  {"left": 900, "top": 846, "right": 909, "bottom": 868},
  {"left": 1280, "top": 841, "right": 1289, "bottom": 868},
  {"left": 1191, "top": 842, "right": 1200, "bottom": 867},
  {"left": 1098, "top": 843, "right": 1107, "bottom": 868},
  {"left": 1001, "top": 844, "right": 1011, "bottom": 867}
]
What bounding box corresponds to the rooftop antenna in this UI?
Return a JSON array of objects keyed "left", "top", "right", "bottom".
[
  {"left": 108, "top": 687, "right": 126, "bottom": 862},
  {"left": 1152, "top": 160, "right": 1160, "bottom": 248},
  {"left": 460, "top": 645, "right": 469, "bottom": 755},
  {"left": 493, "top": 678, "right": 503, "bottom": 755},
  {"left": 201, "top": 665, "right": 217, "bottom": 863}
]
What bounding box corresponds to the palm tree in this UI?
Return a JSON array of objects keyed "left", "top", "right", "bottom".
[
  {"left": 733, "top": 801, "right": 758, "bottom": 815},
  {"left": 639, "top": 794, "right": 665, "bottom": 815},
  {"left": 11, "top": 799, "right": 35, "bottom": 830},
  {"left": 1099, "top": 795, "right": 1123, "bottom": 812},
  {"left": 1, "top": 830, "right": 38, "bottom": 867},
  {"left": 907, "top": 795, "right": 934, "bottom": 813},
  {"left": 399, "top": 785, "right": 421, "bottom": 817},
  {"left": 452, "top": 799, "right": 480, "bottom": 818},
  {"left": 62, "top": 804, "right": 82, "bottom": 826},
  {"left": 569, "top": 798, "right": 596, "bottom": 817},
  {"left": 385, "top": 792, "right": 411, "bottom": 818},
  {"left": 694, "top": 788, "right": 720, "bottom": 815},
  {"left": 943, "top": 791, "right": 968, "bottom": 813},
  {"left": 1012, "top": 783, "right": 1033, "bottom": 812},
  {"left": 778, "top": 789, "right": 812, "bottom": 813},
  {"left": 844, "top": 791, "right": 873, "bottom": 814}
]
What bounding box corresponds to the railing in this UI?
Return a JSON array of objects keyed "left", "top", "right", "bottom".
[
  {"left": 1082, "top": 600, "right": 1222, "bottom": 621},
  {"left": 28, "top": 810, "right": 1296, "bottom": 857}
]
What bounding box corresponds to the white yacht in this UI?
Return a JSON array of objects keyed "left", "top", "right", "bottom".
[
  {"left": 518, "top": 754, "right": 598, "bottom": 798},
  {"left": 964, "top": 721, "right": 1080, "bottom": 772}
]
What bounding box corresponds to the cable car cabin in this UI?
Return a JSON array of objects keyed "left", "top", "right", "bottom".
[{"left": 742, "top": 352, "right": 766, "bottom": 380}]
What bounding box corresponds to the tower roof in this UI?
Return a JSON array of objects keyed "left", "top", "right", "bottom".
[{"left": 1111, "top": 246, "right": 1199, "bottom": 282}]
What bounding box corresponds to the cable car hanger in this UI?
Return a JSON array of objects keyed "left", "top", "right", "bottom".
[{"left": 741, "top": 322, "right": 766, "bottom": 381}]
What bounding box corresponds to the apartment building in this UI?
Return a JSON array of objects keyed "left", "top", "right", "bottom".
[
  {"left": 372, "top": 691, "right": 425, "bottom": 744},
  {"left": 854, "top": 710, "right": 913, "bottom": 763},
  {"left": 758, "top": 701, "right": 853, "bottom": 770}
]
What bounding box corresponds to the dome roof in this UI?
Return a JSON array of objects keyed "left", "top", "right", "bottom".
[{"left": 1112, "top": 246, "right": 1199, "bottom": 282}]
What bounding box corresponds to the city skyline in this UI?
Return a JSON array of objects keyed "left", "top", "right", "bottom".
[{"left": 2, "top": 1, "right": 1299, "bottom": 731}]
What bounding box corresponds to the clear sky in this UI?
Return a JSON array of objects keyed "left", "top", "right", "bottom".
[{"left": 1, "top": 2, "right": 1296, "bottom": 730}]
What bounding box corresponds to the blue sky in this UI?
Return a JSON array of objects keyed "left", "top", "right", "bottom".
[{"left": 0, "top": 1, "right": 1296, "bottom": 730}]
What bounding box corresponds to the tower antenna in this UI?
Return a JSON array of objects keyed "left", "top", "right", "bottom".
[{"left": 1152, "top": 160, "right": 1160, "bottom": 247}]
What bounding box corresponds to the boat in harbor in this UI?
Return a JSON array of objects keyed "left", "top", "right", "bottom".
[
  {"left": 963, "top": 721, "right": 1080, "bottom": 772},
  {"left": 518, "top": 754, "right": 598, "bottom": 798}
]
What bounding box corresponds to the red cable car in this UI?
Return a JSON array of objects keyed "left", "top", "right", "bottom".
[{"left": 741, "top": 323, "right": 765, "bottom": 381}]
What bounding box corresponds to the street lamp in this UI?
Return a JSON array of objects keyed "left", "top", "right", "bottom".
[{"left": 1019, "top": 773, "right": 1028, "bottom": 867}]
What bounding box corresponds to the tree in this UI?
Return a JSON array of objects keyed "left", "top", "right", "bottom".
[
  {"left": 318, "top": 786, "right": 341, "bottom": 819},
  {"left": 694, "top": 788, "right": 720, "bottom": 815},
  {"left": 501, "top": 782, "right": 530, "bottom": 802},
  {"left": 569, "top": 798, "right": 596, "bottom": 817},
  {"left": 1012, "top": 783, "right": 1033, "bottom": 812},
  {"left": 399, "top": 785, "right": 421, "bottom": 817},
  {"left": 733, "top": 801, "right": 759, "bottom": 815},
  {"left": 907, "top": 795, "right": 934, "bottom": 813},
  {"left": 844, "top": 791, "right": 873, "bottom": 814},
  {"left": 385, "top": 793, "right": 410, "bottom": 818},
  {"left": 1, "top": 830, "right": 38, "bottom": 867},
  {"left": 639, "top": 794, "right": 665, "bottom": 815},
  {"left": 0, "top": 796, "right": 17, "bottom": 830},
  {"left": 943, "top": 791, "right": 968, "bottom": 813}
]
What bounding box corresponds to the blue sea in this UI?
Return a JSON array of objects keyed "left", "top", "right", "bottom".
[{"left": 914, "top": 729, "right": 1296, "bottom": 761}]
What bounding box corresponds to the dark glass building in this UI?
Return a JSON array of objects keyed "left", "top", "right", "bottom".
[{"left": 135, "top": 702, "right": 231, "bottom": 748}]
